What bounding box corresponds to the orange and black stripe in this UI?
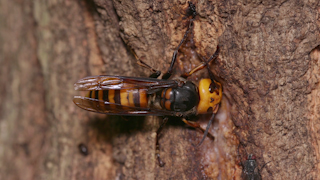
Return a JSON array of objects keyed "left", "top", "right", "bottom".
[{"left": 87, "top": 88, "right": 148, "bottom": 108}]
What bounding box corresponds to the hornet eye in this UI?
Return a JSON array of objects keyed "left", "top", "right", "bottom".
[{"left": 209, "top": 83, "right": 216, "bottom": 93}]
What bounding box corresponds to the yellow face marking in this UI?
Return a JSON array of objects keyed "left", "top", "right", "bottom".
[{"left": 197, "top": 79, "right": 222, "bottom": 114}]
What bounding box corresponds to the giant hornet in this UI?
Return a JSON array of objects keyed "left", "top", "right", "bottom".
[{"left": 73, "top": 2, "right": 222, "bottom": 167}]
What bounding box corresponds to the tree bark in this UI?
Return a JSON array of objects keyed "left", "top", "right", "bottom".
[{"left": 0, "top": 0, "right": 319, "bottom": 180}]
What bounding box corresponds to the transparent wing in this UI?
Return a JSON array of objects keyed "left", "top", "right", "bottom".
[{"left": 74, "top": 75, "right": 180, "bottom": 92}]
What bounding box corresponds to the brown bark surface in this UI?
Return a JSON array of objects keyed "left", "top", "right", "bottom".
[{"left": 0, "top": 0, "right": 319, "bottom": 180}]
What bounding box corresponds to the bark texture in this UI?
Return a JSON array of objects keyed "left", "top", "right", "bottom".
[{"left": 0, "top": 0, "right": 319, "bottom": 180}]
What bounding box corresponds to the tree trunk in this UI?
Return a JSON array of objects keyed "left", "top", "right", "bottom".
[{"left": 0, "top": 0, "right": 319, "bottom": 180}]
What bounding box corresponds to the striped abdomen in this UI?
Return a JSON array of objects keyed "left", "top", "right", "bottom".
[{"left": 87, "top": 88, "right": 148, "bottom": 108}]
